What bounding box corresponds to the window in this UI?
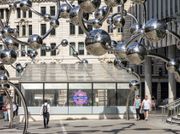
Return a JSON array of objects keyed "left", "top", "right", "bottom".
[
  {"left": 118, "top": 27, "right": 123, "bottom": 33},
  {"left": 78, "top": 42, "right": 84, "bottom": 55},
  {"left": 44, "top": 83, "right": 67, "bottom": 106},
  {"left": 69, "top": 23, "right": 75, "bottom": 35},
  {"left": 78, "top": 26, "right": 84, "bottom": 34},
  {"left": 50, "top": 28, "right": 56, "bottom": 35},
  {"left": 108, "top": 25, "right": 113, "bottom": 33},
  {"left": 17, "top": 8, "right": 21, "bottom": 18},
  {"left": 93, "top": 83, "right": 116, "bottom": 106},
  {"left": 23, "top": 11, "right": 26, "bottom": 18},
  {"left": 21, "top": 45, "right": 26, "bottom": 57},
  {"left": 50, "top": 6, "right": 55, "bottom": 16},
  {"left": 117, "top": 6, "right": 121, "bottom": 12},
  {"left": 22, "top": 25, "right": 26, "bottom": 36},
  {"left": 0, "top": 9, "right": 4, "bottom": 19},
  {"left": 28, "top": 25, "right": 32, "bottom": 35},
  {"left": 28, "top": 10, "right": 32, "bottom": 18},
  {"left": 41, "top": 44, "right": 46, "bottom": 56},
  {"left": 69, "top": 42, "right": 75, "bottom": 55},
  {"left": 41, "top": 7, "right": 46, "bottom": 15},
  {"left": 16, "top": 25, "right": 19, "bottom": 36},
  {"left": 41, "top": 24, "right": 46, "bottom": 35},
  {"left": 50, "top": 43, "right": 56, "bottom": 56}
]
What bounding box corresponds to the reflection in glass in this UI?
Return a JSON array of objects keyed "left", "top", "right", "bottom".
[
  {"left": 93, "top": 89, "right": 116, "bottom": 106},
  {"left": 45, "top": 89, "right": 67, "bottom": 106},
  {"left": 25, "top": 90, "right": 43, "bottom": 106},
  {"left": 117, "top": 89, "right": 134, "bottom": 106}
]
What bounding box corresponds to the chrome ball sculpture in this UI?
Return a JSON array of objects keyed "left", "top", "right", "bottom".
[
  {"left": 166, "top": 60, "right": 178, "bottom": 73},
  {"left": 94, "top": 6, "right": 109, "bottom": 20},
  {"left": 4, "top": 37, "right": 19, "bottom": 50},
  {"left": 115, "top": 41, "right": 127, "bottom": 60},
  {"left": 19, "top": 0, "right": 32, "bottom": 11},
  {"left": 144, "top": 19, "right": 167, "bottom": 42},
  {"left": 113, "top": 15, "right": 125, "bottom": 28},
  {"left": 50, "top": 19, "right": 59, "bottom": 28},
  {"left": 59, "top": 4, "right": 71, "bottom": 18},
  {"left": 131, "top": 0, "right": 145, "bottom": 4},
  {"left": 2, "top": 26, "right": 16, "bottom": 36},
  {"left": 85, "top": 29, "right": 111, "bottom": 56},
  {"left": 129, "top": 23, "right": 141, "bottom": 34},
  {"left": 129, "top": 80, "right": 140, "bottom": 91},
  {"left": 61, "top": 39, "right": 69, "bottom": 47},
  {"left": 126, "top": 42, "right": 147, "bottom": 65},
  {"left": 0, "top": 49, "right": 17, "bottom": 65},
  {"left": 92, "top": 19, "right": 102, "bottom": 29},
  {"left": 78, "top": 0, "right": 101, "bottom": 13},
  {"left": 69, "top": 5, "right": 89, "bottom": 25},
  {"left": 27, "top": 34, "right": 43, "bottom": 50},
  {"left": 0, "top": 73, "right": 8, "bottom": 84},
  {"left": 104, "top": 0, "right": 126, "bottom": 7}
]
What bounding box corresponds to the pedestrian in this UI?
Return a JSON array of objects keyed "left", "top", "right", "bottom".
[
  {"left": 2, "top": 102, "right": 8, "bottom": 121},
  {"left": 40, "top": 100, "right": 50, "bottom": 128},
  {"left": 133, "top": 95, "right": 141, "bottom": 120},
  {"left": 151, "top": 96, "right": 156, "bottom": 111},
  {"left": 141, "top": 95, "right": 151, "bottom": 121}
]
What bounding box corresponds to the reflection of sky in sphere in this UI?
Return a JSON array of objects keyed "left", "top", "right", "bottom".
[{"left": 73, "top": 90, "right": 89, "bottom": 105}]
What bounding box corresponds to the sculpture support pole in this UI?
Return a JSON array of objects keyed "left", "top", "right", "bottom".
[
  {"left": 126, "top": 89, "right": 134, "bottom": 120},
  {"left": 8, "top": 82, "right": 28, "bottom": 134}
]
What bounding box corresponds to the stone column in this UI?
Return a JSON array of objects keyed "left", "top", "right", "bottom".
[
  {"left": 168, "top": 46, "right": 176, "bottom": 103},
  {"left": 144, "top": 57, "right": 152, "bottom": 100}
]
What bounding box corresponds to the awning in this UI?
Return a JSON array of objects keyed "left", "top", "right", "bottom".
[{"left": 20, "top": 63, "right": 137, "bottom": 83}]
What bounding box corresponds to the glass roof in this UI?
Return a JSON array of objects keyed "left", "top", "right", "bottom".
[{"left": 20, "top": 64, "right": 137, "bottom": 83}]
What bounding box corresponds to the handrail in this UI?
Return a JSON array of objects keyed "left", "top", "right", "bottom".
[{"left": 159, "top": 98, "right": 180, "bottom": 123}]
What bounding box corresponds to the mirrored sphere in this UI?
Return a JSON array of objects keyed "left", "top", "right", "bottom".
[
  {"left": 4, "top": 37, "right": 19, "bottom": 50},
  {"left": 16, "top": 63, "right": 24, "bottom": 73},
  {"left": 69, "top": 5, "right": 89, "bottom": 25},
  {"left": 45, "top": 46, "right": 51, "bottom": 52},
  {"left": 126, "top": 42, "right": 147, "bottom": 65},
  {"left": 50, "top": 19, "right": 59, "bottom": 28},
  {"left": 27, "top": 34, "right": 43, "bottom": 49},
  {"left": 0, "top": 49, "right": 17, "bottom": 65},
  {"left": 85, "top": 29, "right": 111, "bottom": 56},
  {"left": 131, "top": 0, "right": 145, "bottom": 4},
  {"left": 81, "top": 59, "right": 88, "bottom": 64},
  {"left": 114, "top": 41, "right": 127, "bottom": 60},
  {"left": 113, "top": 15, "right": 125, "bottom": 28},
  {"left": 61, "top": 39, "right": 69, "bottom": 47},
  {"left": 166, "top": 60, "right": 178, "bottom": 73},
  {"left": 0, "top": 73, "right": 8, "bottom": 84},
  {"left": 59, "top": 4, "right": 71, "bottom": 18},
  {"left": 129, "top": 80, "right": 140, "bottom": 91},
  {"left": 78, "top": 0, "right": 101, "bottom": 13},
  {"left": 73, "top": 51, "right": 79, "bottom": 57},
  {"left": 43, "top": 14, "right": 51, "bottom": 21},
  {"left": 94, "top": 6, "right": 108, "bottom": 20},
  {"left": 27, "top": 49, "right": 38, "bottom": 59},
  {"left": 19, "top": 0, "right": 32, "bottom": 11},
  {"left": 107, "top": 16, "right": 112, "bottom": 24},
  {"left": 144, "top": 19, "right": 167, "bottom": 42},
  {"left": 104, "top": 0, "right": 127, "bottom": 7},
  {"left": 130, "top": 23, "right": 141, "bottom": 34},
  {"left": 92, "top": 19, "right": 102, "bottom": 29},
  {"left": 2, "top": 26, "right": 15, "bottom": 36}
]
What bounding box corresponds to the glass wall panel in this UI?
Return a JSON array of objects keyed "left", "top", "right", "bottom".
[
  {"left": 22, "top": 83, "right": 43, "bottom": 106},
  {"left": 93, "top": 83, "right": 116, "bottom": 106},
  {"left": 45, "top": 83, "right": 67, "bottom": 106},
  {"left": 69, "top": 83, "right": 92, "bottom": 106}
]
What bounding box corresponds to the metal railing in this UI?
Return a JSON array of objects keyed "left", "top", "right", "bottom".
[{"left": 159, "top": 98, "right": 180, "bottom": 123}]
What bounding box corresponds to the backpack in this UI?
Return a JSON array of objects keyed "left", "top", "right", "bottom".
[{"left": 43, "top": 105, "right": 48, "bottom": 114}]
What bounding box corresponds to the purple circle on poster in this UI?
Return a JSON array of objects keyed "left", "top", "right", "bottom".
[{"left": 73, "top": 90, "right": 88, "bottom": 105}]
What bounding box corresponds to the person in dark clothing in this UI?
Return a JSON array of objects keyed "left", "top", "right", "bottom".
[{"left": 40, "top": 100, "right": 50, "bottom": 128}]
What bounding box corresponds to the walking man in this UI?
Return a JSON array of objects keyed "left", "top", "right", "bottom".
[
  {"left": 141, "top": 95, "right": 151, "bottom": 121},
  {"left": 40, "top": 100, "right": 50, "bottom": 128}
]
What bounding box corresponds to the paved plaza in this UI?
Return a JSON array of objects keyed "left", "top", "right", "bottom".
[{"left": 0, "top": 114, "right": 180, "bottom": 134}]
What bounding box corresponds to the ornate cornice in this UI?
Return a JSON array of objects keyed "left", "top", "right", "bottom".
[{"left": 0, "top": 0, "right": 56, "bottom": 5}]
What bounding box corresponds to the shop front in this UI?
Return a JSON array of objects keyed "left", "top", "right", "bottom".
[{"left": 20, "top": 64, "right": 138, "bottom": 119}]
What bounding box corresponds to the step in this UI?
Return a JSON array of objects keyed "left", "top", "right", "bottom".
[
  {"left": 172, "top": 116, "right": 180, "bottom": 121},
  {"left": 177, "top": 114, "right": 180, "bottom": 118},
  {"left": 166, "top": 117, "right": 180, "bottom": 125}
]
